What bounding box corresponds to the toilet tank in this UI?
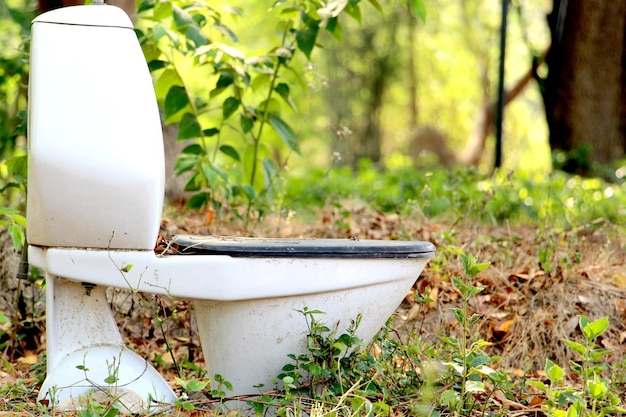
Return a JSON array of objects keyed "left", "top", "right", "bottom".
[{"left": 27, "top": 5, "right": 165, "bottom": 250}]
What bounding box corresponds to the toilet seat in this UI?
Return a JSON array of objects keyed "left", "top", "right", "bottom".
[
  {"left": 28, "top": 236, "right": 435, "bottom": 302},
  {"left": 172, "top": 235, "right": 436, "bottom": 258}
]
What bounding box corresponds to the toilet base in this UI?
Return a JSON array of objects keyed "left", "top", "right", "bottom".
[
  {"left": 38, "top": 276, "right": 176, "bottom": 410},
  {"left": 39, "top": 346, "right": 176, "bottom": 412},
  {"left": 194, "top": 277, "right": 414, "bottom": 396}
]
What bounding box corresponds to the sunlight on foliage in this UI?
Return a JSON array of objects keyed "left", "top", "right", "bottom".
[{"left": 284, "top": 163, "right": 626, "bottom": 229}]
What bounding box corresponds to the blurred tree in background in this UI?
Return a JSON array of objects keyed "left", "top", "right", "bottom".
[{"left": 541, "top": 0, "right": 626, "bottom": 176}]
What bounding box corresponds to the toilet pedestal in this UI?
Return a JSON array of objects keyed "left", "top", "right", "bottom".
[{"left": 38, "top": 275, "right": 176, "bottom": 410}]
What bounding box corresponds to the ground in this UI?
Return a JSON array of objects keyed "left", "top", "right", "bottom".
[{"left": 1, "top": 203, "right": 626, "bottom": 411}]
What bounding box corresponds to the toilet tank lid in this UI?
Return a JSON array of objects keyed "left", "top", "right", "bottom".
[
  {"left": 171, "top": 235, "right": 436, "bottom": 259},
  {"left": 33, "top": 4, "right": 132, "bottom": 29}
]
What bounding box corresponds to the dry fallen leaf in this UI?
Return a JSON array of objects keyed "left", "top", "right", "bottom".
[
  {"left": 492, "top": 389, "right": 526, "bottom": 410},
  {"left": 497, "top": 318, "right": 515, "bottom": 333}
]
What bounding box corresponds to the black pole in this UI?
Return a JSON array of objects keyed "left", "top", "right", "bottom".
[{"left": 494, "top": 0, "right": 509, "bottom": 170}]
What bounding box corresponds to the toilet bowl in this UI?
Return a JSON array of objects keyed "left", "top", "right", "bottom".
[{"left": 26, "top": 4, "right": 435, "bottom": 411}]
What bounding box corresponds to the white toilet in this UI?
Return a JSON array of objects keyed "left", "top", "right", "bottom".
[{"left": 26, "top": 4, "right": 435, "bottom": 411}]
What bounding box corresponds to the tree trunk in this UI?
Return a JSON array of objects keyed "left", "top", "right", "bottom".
[{"left": 544, "top": 0, "right": 626, "bottom": 174}]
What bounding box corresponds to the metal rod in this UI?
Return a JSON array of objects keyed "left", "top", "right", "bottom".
[{"left": 494, "top": 0, "right": 509, "bottom": 170}]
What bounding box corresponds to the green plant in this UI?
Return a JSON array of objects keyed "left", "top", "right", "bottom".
[
  {"left": 134, "top": 0, "right": 326, "bottom": 221},
  {"left": 277, "top": 308, "right": 367, "bottom": 398},
  {"left": 529, "top": 316, "right": 626, "bottom": 417},
  {"left": 256, "top": 306, "right": 430, "bottom": 416},
  {"left": 134, "top": 0, "right": 426, "bottom": 225},
  {"left": 0, "top": 154, "right": 27, "bottom": 251},
  {"left": 438, "top": 253, "right": 510, "bottom": 415},
  {"left": 173, "top": 375, "right": 224, "bottom": 412}
]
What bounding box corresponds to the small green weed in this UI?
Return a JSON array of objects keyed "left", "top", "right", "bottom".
[{"left": 529, "top": 316, "right": 626, "bottom": 417}]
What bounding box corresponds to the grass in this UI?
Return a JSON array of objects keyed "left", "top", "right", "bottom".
[
  {"left": 1, "top": 163, "right": 626, "bottom": 415},
  {"left": 283, "top": 161, "right": 626, "bottom": 229}
]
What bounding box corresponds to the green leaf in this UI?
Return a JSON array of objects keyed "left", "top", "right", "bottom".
[
  {"left": 203, "top": 128, "right": 220, "bottom": 137},
  {"left": 148, "top": 59, "right": 168, "bottom": 72},
  {"left": 103, "top": 374, "right": 118, "bottom": 384},
  {"left": 344, "top": 3, "right": 362, "bottom": 23},
  {"left": 219, "top": 145, "right": 240, "bottom": 161},
  {"left": 296, "top": 26, "right": 319, "bottom": 59},
  {"left": 186, "top": 379, "right": 208, "bottom": 392},
  {"left": 177, "top": 113, "right": 201, "bottom": 140},
  {"left": 216, "top": 71, "right": 235, "bottom": 90},
  {"left": 222, "top": 97, "right": 240, "bottom": 119},
  {"left": 545, "top": 359, "right": 565, "bottom": 383},
  {"left": 268, "top": 114, "right": 300, "bottom": 154},
  {"left": 5, "top": 155, "right": 27, "bottom": 183},
  {"left": 563, "top": 340, "right": 587, "bottom": 356},
  {"left": 410, "top": 0, "right": 427, "bottom": 22},
  {"left": 172, "top": 5, "right": 193, "bottom": 29},
  {"left": 565, "top": 402, "right": 581, "bottom": 417},
  {"left": 213, "top": 21, "right": 238, "bottom": 42},
  {"left": 201, "top": 162, "right": 218, "bottom": 188},
  {"left": 465, "top": 380, "right": 485, "bottom": 393},
  {"left": 0, "top": 312, "right": 10, "bottom": 325},
  {"left": 183, "top": 173, "right": 201, "bottom": 192},
  {"left": 103, "top": 408, "right": 119, "bottom": 417},
  {"left": 588, "top": 375, "right": 607, "bottom": 399},
  {"left": 185, "top": 192, "right": 210, "bottom": 209},
  {"left": 367, "top": 0, "right": 383, "bottom": 13},
  {"left": 242, "top": 184, "right": 257, "bottom": 200},
  {"left": 589, "top": 348, "right": 612, "bottom": 361},
  {"left": 175, "top": 156, "right": 197, "bottom": 175},
  {"left": 569, "top": 360, "right": 582, "bottom": 376},
  {"left": 137, "top": 0, "right": 154, "bottom": 13},
  {"left": 468, "top": 339, "right": 491, "bottom": 352},
  {"left": 279, "top": 7, "right": 299, "bottom": 19},
  {"left": 452, "top": 276, "right": 470, "bottom": 296},
  {"left": 468, "top": 312, "right": 483, "bottom": 327},
  {"left": 12, "top": 214, "right": 27, "bottom": 228},
  {"left": 451, "top": 307, "right": 464, "bottom": 324},
  {"left": 251, "top": 73, "right": 271, "bottom": 91},
  {"left": 0, "top": 207, "right": 18, "bottom": 215},
  {"left": 214, "top": 43, "right": 245, "bottom": 60},
  {"left": 440, "top": 389, "right": 461, "bottom": 408},
  {"left": 274, "top": 83, "right": 297, "bottom": 110},
  {"left": 240, "top": 113, "right": 255, "bottom": 134},
  {"left": 527, "top": 380, "right": 548, "bottom": 394},
  {"left": 164, "top": 86, "right": 189, "bottom": 119},
  {"left": 469, "top": 355, "right": 491, "bottom": 368},
  {"left": 179, "top": 400, "right": 195, "bottom": 411},
  {"left": 262, "top": 157, "right": 279, "bottom": 181},
  {"left": 186, "top": 25, "right": 209, "bottom": 48},
  {"left": 155, "top": 68, "right": 182, "bottom": 98},
  {"left": 153, "top": 1, "right": 172, "bottom": 21},
  {"left": 325, "top": 17, "right": 342, "bottom": 40},
  {"left": 152, "top": 23, "right": 170, "bottom": 43},
  {"left": 181, "top": 144, "right": 203, "bottom": 155},
  {"left": 440, "top": 336, "right": 459, "bottom": 348},
  {"left": 581, "top": 316, "right": 609, "bottom": 341}
]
